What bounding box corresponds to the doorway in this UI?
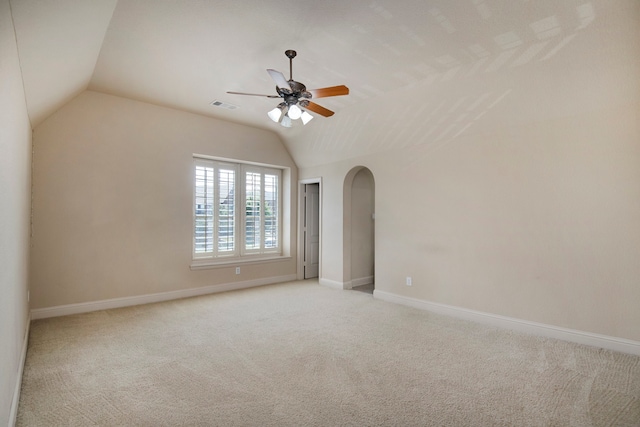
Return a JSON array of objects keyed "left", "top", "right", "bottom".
[
  {"left": 300, "top": 181, "right": 320, "bottom": 279},
  {"left": 344, "top": 167, "right": 375, "bottom": 293}
]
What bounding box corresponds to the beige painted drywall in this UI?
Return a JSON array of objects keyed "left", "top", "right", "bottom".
[
  {"left": 10, "top": 0, "right": 118, "bottom": 127},
  {"left": 30, "top": 91, "right": 297, "bottom": 309},
  {"left": 285, "top": 1, "right": 640, "bottom": 171},
  {"left": 300, "top": 102, "right": 640, "bottom": 342},
  {"left": 0, "top": 0, "right": 32, "bottom": 423},
  {"left": 296, "top": 2, "right": 640, "bottom": 342}
]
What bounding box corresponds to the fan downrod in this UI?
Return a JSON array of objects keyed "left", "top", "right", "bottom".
[{"left": 285, "top": 50, "right": 297, "bottom": 81}]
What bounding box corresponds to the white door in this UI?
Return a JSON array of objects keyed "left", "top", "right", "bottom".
[{"left": 304, "top": 183, "right": 320, "bottom": 279}]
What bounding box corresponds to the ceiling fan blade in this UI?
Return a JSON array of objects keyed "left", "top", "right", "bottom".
[
  {"left": 227, "top": 91, "right": 280, "bottom": 98},
  {"left": 305, "top": 101, "right": 334, "bottom": 117},
  {"left": 267, "top": 69, "right": 292, "bottom": 92},
  {"left": 308, "top": 85, "right": 349, "bottom": 99}
]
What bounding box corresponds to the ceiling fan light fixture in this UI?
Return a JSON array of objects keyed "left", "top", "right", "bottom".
[
  {"left": 228, "top": 50, "right": 349, "bottom": 126},
  {"left": 287, "top": 104, "right": 302, "bottom": 120},
  {"left": 267, "top": 107, "right": 281, "bottom": 122},
  {"left": 280, "top": 115, "right": 293, "bottom": 128},
  {"left": 267, "top": 103, "right": 286, "bottom": 122},
  {"left": 300, "top": 110, "right": 314, "bottom": 125}
]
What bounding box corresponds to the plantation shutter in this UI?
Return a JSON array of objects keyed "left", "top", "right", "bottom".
[
  {"left": 193, "top": 157, "right": 282, "bottom": 260},
  {"left": 194, "top": 164, "right": 214, "bottom": 255}
]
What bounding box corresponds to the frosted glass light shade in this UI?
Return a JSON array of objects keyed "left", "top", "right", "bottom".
[
  {"left": 300, "top": 111, "right": 314, "bottom": 125},
  {"left": 280, "top": 115, "right": 292, "bottom": 128},
  {"left": 288, "top": 104, "right": 302, "bottom": 120},
  {"left": 267, "top": 107, "right": 283, "bottom": 122}
]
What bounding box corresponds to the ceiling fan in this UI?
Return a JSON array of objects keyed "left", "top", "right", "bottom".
[{"left": 227, "top": 50, "right": 349, "bottom": 127}]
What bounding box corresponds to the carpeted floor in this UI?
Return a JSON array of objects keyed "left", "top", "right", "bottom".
[{"left": 17, "top": 280, "right": 640, "bottom": 426}]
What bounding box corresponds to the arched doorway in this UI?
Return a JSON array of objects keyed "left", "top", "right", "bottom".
[{"left": 343, "top": 167, "right": 375, "bottom": 293}]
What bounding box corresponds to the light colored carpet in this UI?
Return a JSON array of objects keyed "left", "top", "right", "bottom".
[{"left": 18, "top": 280, "right": 640, "bottom": 426}]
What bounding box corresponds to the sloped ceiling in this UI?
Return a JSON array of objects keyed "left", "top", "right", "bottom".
[
  {"left": 11, "top": 0, "right": 640, "bottom": 167},
  {"left": 10, "top": 0, "right": 118, "bottom": 126}
]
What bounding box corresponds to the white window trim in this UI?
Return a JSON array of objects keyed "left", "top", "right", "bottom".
[
  {"left": 190, "top": 255, "right": 293, "bottom": 270},
  {"left": 191, "top": 155, "right": 287, "bottom": 269}
]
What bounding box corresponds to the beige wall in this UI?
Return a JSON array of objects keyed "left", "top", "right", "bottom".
[
  {"left": 31, "top": 91, "right": 297, "bottom": 309},
  {"left": 300, "top": 103, "right": 640, "bottom": 342},
  {"left": 0, "top": 0, "right": 32, "bottom": 423}
]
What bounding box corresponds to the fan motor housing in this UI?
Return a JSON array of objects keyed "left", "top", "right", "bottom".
[
  {"left": 277, "top": 80, "right": 307, "bottom": 96},
  {"left": 288, "top": 80, "right": 306, "bottom": 93},
  {"left": 277, "top": 80, "right": 311, "bottom": 106}
]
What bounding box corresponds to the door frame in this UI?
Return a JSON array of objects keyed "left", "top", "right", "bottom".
[{"left": 297, "top": 178, "right": 322, "bottom": 280}]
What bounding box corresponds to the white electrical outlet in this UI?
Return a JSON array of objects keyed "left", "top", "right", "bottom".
[
  {"left": 406, "top": 277, "right": 412, "bottom": 286},
  {"left": 235, "top": 267, "right": 241, "bottom": 275}
]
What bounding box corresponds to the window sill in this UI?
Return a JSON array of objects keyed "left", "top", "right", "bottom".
[{"left": 190, "top": 255, "right": 292, "bottom": 271}]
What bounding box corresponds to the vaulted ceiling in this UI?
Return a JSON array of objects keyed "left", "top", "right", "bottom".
[{"left": 10, "top": 0, "right": 639, "bottom": 167}]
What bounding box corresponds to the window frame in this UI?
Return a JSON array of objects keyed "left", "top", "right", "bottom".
[
  {"left": 241, "top": 165, "right": 282, "bottom": 257},
  {"left": 191, "top": 156, "right": 285, "bottom": 267}
]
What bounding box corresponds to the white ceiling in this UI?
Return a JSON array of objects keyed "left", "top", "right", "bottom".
[{"left": 10, "top": 0, "right": 640, "bottom": 167}]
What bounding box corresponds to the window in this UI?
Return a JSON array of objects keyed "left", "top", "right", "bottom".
[{"left": 193, "top": 157, "right": 282, "bottom": 262}]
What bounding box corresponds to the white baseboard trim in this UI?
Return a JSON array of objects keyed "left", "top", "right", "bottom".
[
  {"left": 9, "top": 313, "right": 30, "bottom": 427},
  {"left": 320, "top": 277, "right": 373, "bottom": 290},
  {"left": 373, "top": 290, "right": 640, "bottom": 356},
  {"left": 31, "top": 274, "right": 297, "bottom": 320},
  {"left": 319, "top": 278, "right": 346, "bottom": 290},
  {"left": 351, "top": 276, "right": 374, "bottom": 287}
]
